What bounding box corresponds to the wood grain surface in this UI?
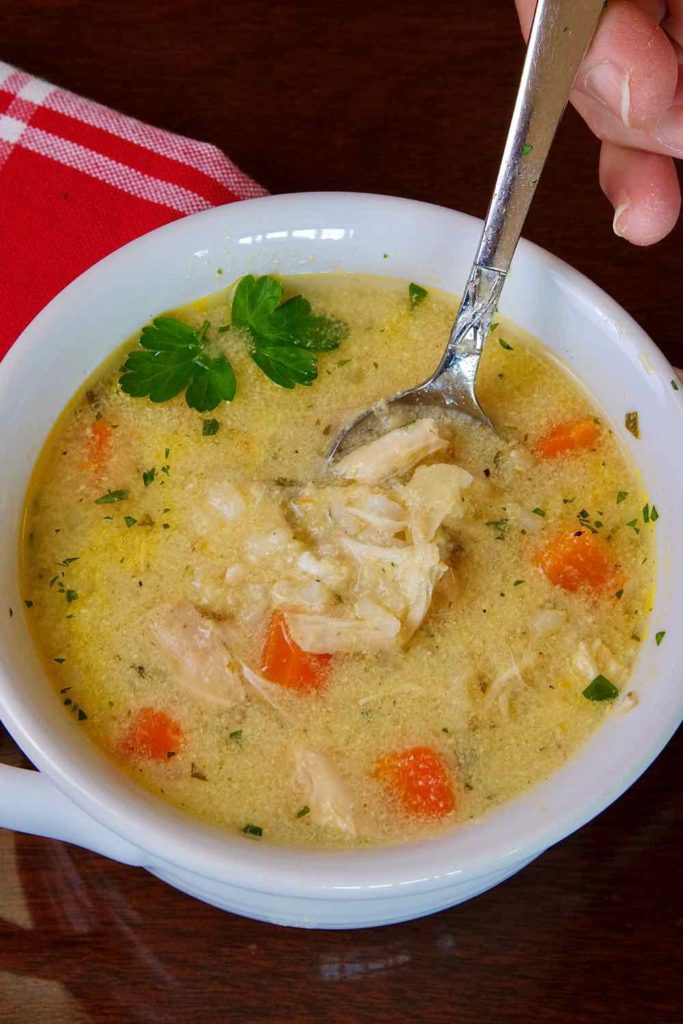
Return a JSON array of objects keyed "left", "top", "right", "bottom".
[{"left": 0, "top": 1, "right": 681, "bottom": 1021}]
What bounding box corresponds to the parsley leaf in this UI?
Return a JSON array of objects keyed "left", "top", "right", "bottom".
[
  {"left": 582, "top": 674, "right": 619, "bottom": 701},
  {"left": 120, "top": 317, "right": 236, "bottom": 412},
  {"left": 408, "top": 282, "right": 428, "bottom": 308},
  {"left": 231, "top": 275, "right": 346, "bottom": 388}
]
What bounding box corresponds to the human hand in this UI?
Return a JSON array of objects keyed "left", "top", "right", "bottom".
[{"left": 515, "top": 0, "right": 682, "bottom": 245}]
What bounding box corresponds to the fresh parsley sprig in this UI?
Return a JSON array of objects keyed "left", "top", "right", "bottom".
[
  {"left": 231, "top": 274, "right": 346, "bottom": 389},
  {"left": 120, "top": 317, "right": 236, "bottom": 412},
  {"left": 119, "top": 276, "right": 347, "bottom": 410}
]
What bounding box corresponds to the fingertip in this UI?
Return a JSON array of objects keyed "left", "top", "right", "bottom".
[{"left": 599, "top": 141, "right": 681, "bottom": 245}]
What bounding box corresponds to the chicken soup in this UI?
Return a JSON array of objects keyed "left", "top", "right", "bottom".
[{"left": 21, "top": 274, "right": 655, "bottom": 847}]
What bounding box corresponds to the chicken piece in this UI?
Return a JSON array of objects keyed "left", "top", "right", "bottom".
[
  {"left": 342, "top": 537, "right": 444, "bottom": 639},
  {"left": 285, "top": 611, "right": 401, "bottom": 654},
  {"left": 398, "top": 463, "right": 473, "bottom": 543},
  {"left": 293, "top": 749, "right": 357, "bottom": 836},
  {"left": 149, "top": 603, "right": 245, "bottom": 708},
  {"left": 239, "top": 662, "right": 293, "bottom": 717},
  {"left": 333, "top": 418, "right": 447, "bottom": 485}
]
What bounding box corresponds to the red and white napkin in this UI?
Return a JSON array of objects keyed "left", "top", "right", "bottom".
[{"left": 0, "top": 62, "right": 267, "bottom": 359}]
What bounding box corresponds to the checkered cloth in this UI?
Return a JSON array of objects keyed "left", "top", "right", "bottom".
[{"left": 0, "top": 61, "right": 266, "bottom": 358}]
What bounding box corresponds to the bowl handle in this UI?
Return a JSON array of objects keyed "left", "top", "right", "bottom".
[{"left": 0, "top": 763, "right": 146, "bottom": 866}]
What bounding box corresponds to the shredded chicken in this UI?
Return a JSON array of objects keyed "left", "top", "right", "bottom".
[
  {"left": 398, "top": 463, "right": 473, "bottom": 543},
  {"left": 333, "top": 418, "right": 447, "bottom": 484},
  {"left": 149, "top": 603, "right": 245, "bottom": 708},
  {"left": 286, "top": 611, "right": 401, "bottom": 654},
  {"left": 293, "top": 749, "right": 356, "bottom": 835}
]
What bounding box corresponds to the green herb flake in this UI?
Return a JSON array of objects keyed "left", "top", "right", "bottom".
[
  {"left": 242, "top": 823, "right": 263, "bottom": 838},
  {"left": 202, "top": 418, "right": 220, "bottom": 436},
  {"left": 65, "top": 590, "right": 78, "bottom": 603},
  {"left": 670, "top": 378, "right": 679, "bottom": 391},
  {"left": 522, "top": 142, "right": 533, "bottom": 156},
  {"left": 77, "top": 708, "right": 88, "bottom": 721},
  {"left": 60, "top": 557, "right": 79, "bottom": 566},
  {"left": 582, "top": 674, "right": 619, "bottom": 701},
  {"left": 54, "top": 657, "right": 66, "bottom": 664},
  {"left": 142, "top": 468, "right": 156, "bottom": 488},
  {"left": 655, "top": 631, "right": 666, "bottom": 647},
  {"left": 231, "top": 275, "right": 347, "bottom": 391},
  {"left": 625, "top": 411, "right": 640, "bottom": 439},
  {"left": 408, "top": 282, "right": 428, "bottom": 308},
  {"left": 296, "top": 805, "right": 311, "bottom": 819},
  {"left": 229, "top": 730, "right": 242, "bottom": 741},
  {"left": 615, "top": 589, "right": 624, "bottom": 600},
  {"left": 24, "top": 599, "right": 33, "bottom": 608},
  {"left": 513, "top": 579, "right": 525, "bottom": 587},
  {"left": 626, "top": 519, "right": 640, "bottom": 534},
  {"left": 642, "top": 504, "right": 650, "bottom": 523},
  {"left": 531, "top": 507, "right": 546, "bottom": 517},
  {"left": 486, "top": 518, "right": 510, "bottom": 537},
  {"left": 616, "top": 491, "right": 628, "bottom": 504},
  {"left": 95, "top": 489, "right": 128, "bottom": 505},
  {"left": 124, "top": 516, "right": 137, "bottom": 528},
  {"left": 650, "top": 505, "right": 659, "bottom": 522},
  {"left": 499, "top": 338, "right": 514, "bottom": 351}
]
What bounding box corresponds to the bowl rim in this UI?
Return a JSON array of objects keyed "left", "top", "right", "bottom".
[{"left": 1, "top": 190, "right": 682, "bottom": 899}]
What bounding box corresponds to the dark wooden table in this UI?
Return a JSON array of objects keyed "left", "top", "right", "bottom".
[{"left": 1, "top": 1, "right": 681, "bottom": 1021}]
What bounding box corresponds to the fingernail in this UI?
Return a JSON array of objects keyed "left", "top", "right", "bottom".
[
  {"left": 654, "top": 107, "right": 683, "bottom": 154},
  {"left": 585, "top": 62, "right": 632, "bottom": 127},
  {"left": 613, "top": 199, "right": 631, "bottom": 238}
]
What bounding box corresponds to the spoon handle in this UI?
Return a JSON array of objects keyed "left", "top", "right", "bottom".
[
  {"left": 477, "top": 0, "right": 605, "bottom": 274},
  {"left": 431, "top": 0, "right": 605, "bottom": 419}
]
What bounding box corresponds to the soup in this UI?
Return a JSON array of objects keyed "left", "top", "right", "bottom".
[{"left": 21, "top": 274, "right": 655, "bottom": 847}]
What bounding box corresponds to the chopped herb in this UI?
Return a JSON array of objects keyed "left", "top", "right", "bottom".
[
  {"left": 202, "top": 418, "right": 220, "bottom": 436},
  {"left": 408, "top": 282, "right": 428, "bottom": 308},
  {"left": 161, "top": 464, "right": 170, "bottom": 476},
  {"left": 120, "top": 316, "right": 237, "bottom": 412},
  {"left": 65, "top": 589, "right": 78, "bottom": 603},
  {"left": 296, "top": 805, "right": 311, "bottom": 818},
  {"left": 95, "top": 489, "right": 128, "bottom": 504},
  {"left": 164, "top": 448, "right": 170, "bottom": 459},
  {"left": 217, "top": 325, "right": 230, "bottom": 334},
  {"left": 655, "top": 631, "right": 666, "bottom": 646},
  {"left": 642, "top": 504, "right": 650, "bottom": 523},
  {"left": 522, "top": 142, "right": 533, "bottom": 156},
  {"left": 24, "top": 599, "right": 33, "bottom": 608},
  {"left": 486, "top": 518, "right": 510, "bottom": 538},
  {"left": 650, "top": 505, "right": 659, "bottom": 522},
  {"left": 337, "top": 358, "right": 352, "bottom": 367},
  {"left": 54, "top": 657, "right": 65, "bottom": 664},
  {"left": 124, "top": 516, "right": 137, "bottom": 528},
  {"left": 499, "top": 338, "right": 514, "bottom": 351},
  {"left": 231, "top": 275, "right": 347, "bottom": 390},
  {"left": 582, "top": 675, "right": 619, "bottom": 701},
  {"left": 513, "top": 579, "right": 525, "bottom": 587},
  {"left": 60, "top": 686, "right": 71, "bottom": 693},
  {"left": 562, "top": 497, "right": 575, "bottom": 504},
  {"left": 191, "top": 763, "right": 208, "bottom": 781},
  {"left": 616, "top": 491, "right": 628, "bottom": 504},
  {"left": 63, "top": 697, "right": 72, "bottom": 706},
  {"left": 142, "top": 467, "right": 156, "bottom": 487},
  {"left": 626, "top": 519, "right": 640, "bottom": 534},
  {"left": 216, "top": 267, "right": 223, "bottom": 276},
  {"left": 531, "top": 507, "right": 546, "bottom": 517},
  {"left": 60, "top": 557, "right": 79, "bottom": 566},
  {"left": 625, "top": 411, "right": 640, "bottom": 438},
  {"left": 76, "top": 708, "right": 87, "bottom": 721},
  {"left": 162, "top": 523, "right": 170, "bottom": 529},
  {"left": 615, "top": 589, "right": 624, "bottom": 600},
  {"left": 671, "top": 378, "right": 679, "bottom": 391},
  {"left": 229, "top": 730, "right": 242, "bottom": 741},
  {"left": 242, "top": 823, "right": 263, "bottom": 838}
]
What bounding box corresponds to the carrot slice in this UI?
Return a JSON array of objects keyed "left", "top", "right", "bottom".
[
  {"left": 536, "top": 529, "right": 617, "bottom": 593},
  {"left": 374, "top": 746, "right": 455, "bottom": 818},
  {"left": 84, "top": 417, "right": 113, "bottom": 470},
  {"left": 262, "top": 612, "right": 331, "bottom": 693},
  {"left": 535, "top": 417, "right": 600, "bottom": 458},
  {"left": 119, "top": 707, "right": 184, "bottom": 760}
]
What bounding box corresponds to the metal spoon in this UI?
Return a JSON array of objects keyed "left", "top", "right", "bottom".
[{"left": 328, "top": 0, "right": 605, "bottom": 460}]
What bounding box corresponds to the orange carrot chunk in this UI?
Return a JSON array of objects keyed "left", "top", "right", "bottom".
[
  {"left": 535, "top": 417, "right": 600, "bottom": 458},
  {"left": 262, "top": 612, "right": 331, "bottom": 693},
  {"left": 536, "top": 530, "right": 616, "bottom": 592},
  {"left": 119, "top": 707, "right": 184, "bottom": 760},
  {"left": 84, "top": 417, "right": 113, "bottom": 470},
  {"left": 374, "top": 746, "right": 456, "bottom": 818}
]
